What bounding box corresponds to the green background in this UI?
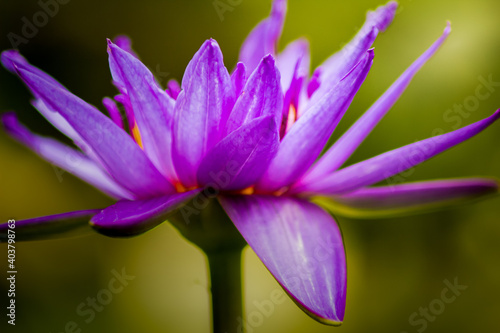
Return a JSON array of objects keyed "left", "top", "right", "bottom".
[{"left": 1, "top": 0, "right": 500, "bottom": 332}]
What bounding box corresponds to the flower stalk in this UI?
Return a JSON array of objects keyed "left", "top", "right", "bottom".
[
  {"left": 169, "top": 196, "right": 247, "bottom": 333},
  {"left": 207, "top": 246, "right": 244, "bottom": 333}
]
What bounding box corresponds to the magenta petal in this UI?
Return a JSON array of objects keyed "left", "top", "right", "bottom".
[
  {"left": 2, "top": 113, "right": 134, "bottom": 200},
  {"left": 102, "top": 97, "right": 125, "bottom": 129},
  {"left": 295, "top": 110, "right": 500, "bottom": 196},
  {"left": 277, "top": 38, "right": 310, "bottom": 93},
  {"left": 309, "top": 1, "right": 397, "bottom": 102},
  {"left": 108, "top": 41, "right": 177, "bottom": 181},
  {"left": 15, "top": 67, "right": 174, "bottom": 198},
  {"left": 2, "top": 52, "right": 95, "bottom": 159},
  {"left": 172, "top": 39, "right": 235, "bottom": 188},
  {"left": 332, "top": 178, "right": 499, "bottom": 210},
  {"left": 113, "top": 35, "right": 140, "bottom": 59},
  {"left": 166, "top": 79, "right": 181, "bottom": 100},
  {"left": 91, "top": 189, "right": 201, "bottom": 237},
  {"left": 0, "top": 210, "right": 100, "bottom": 242},
  {"left": 301, "top": 23, "right": 452, "bottom": 184},
  {"left": 197, "top": 116, "right": 279, "bottom": 191},
  {"left": 1, "top": 50, "right": 65, "bottom": 89},
  {"left": 239, "top": 0, "right": 287, "bottom": 73},
  {"left": 256, "top": 50, "right": 374, "bottom": 193},
  {"left": 219, "top": 195, "right": 346, "bottom": 325},
  {"left": 231, "top": 62, "right": 247, "bottom": 97},
  {"left": 225, "top": 55, "right": 283, "bottom": 135}
]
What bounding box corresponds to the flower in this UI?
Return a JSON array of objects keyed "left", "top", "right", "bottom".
[{"left": 1, "top": 0, "right": 499, "bottom": 326}]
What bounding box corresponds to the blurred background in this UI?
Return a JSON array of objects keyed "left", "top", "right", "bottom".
[{"left": 1, "top": 0, "right": 500, "bottom": 332}]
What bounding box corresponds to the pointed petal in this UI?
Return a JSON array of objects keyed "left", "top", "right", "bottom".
[
  {"left": 15, "top": 67, "right": 174, "bottom": 198},
  {"left": 113, "top": 35, "right": 140, "bottom": 59},
  {"left": 166, "top": 79, "right": 181, "bottom": 100},
  {"left": 225, "top": 55, "right": 282, "bottom": 135},
  {"left": 256, "top": 51, "right": 374, "bottom": 193},
  {"left": 231, "top": 62, "right": 247, "bottom": 97},
  {"left": 197, "top": 116, "right": 279, "bottom": 191},
  {"left": 1, "top": 50, "right": 65, "bottom": 89},
  {"left": 219, "top": 195, "right": 346, "bottom": 325},
  {"left": 301, "top": 23, "right": 452, "bottom": 184},
  {"left": 309, "top": 1, "right": 397, "bottom": 102},
  {"left": 108, "top": 41, "right": 177, "bottom": 181},
  {"left": 102, "top": 97, "right": 125, "bottom": 129},
  {"left": 2, "top": 112, "right": 134, "bottom": 200},
  {"left": 1, "top": 51, "right": 91, "bottom": 153},
  {"left": 172, "top": 39, "right": 235, "bottom": 188},
  {"left": 90, "top": 189, "right": 201, "bottom": 237},
  {"left": 239, "top": 0, "right": 287, "bottom": 73},
  {"left": 295, "top": 110, "right": 500, "bottom": 196},
  {"left": 277, "top": 38, "right": 310, "bottom": 93},
  {"left": 316, "top": 178, "right": 499, "bottom": 218},
  {"left": 0, "top": 210, "right": 100, "bottom": 242}
]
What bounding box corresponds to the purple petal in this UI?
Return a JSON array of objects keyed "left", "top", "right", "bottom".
[
  {"left": 219, "top": 195, "right": 346, "bottom": 325},
  {"left": 309, "top": 1, "right": 397, "bottom": 103},
  {"left": 225, "top": 55, "right": 282, "bottom": 135},
  {"left": 2, "top": 52, "right": 95, "bottom": 157},
  {"left": 108, "top": 41, "right": 178, "bottom": 182},
  {"left": 102, "top": 97, "right": 125, "bottom": 129},
  {"left": 231, "top": 62, "right": 247, "bottom": 97},
  {"left": 1, "top": 50, "right": 65, "bottom": 89},
  {"left": 330, "top": 178, "right": 499, "bottom": 212},
  {"left": 172, "top": 39, "right": 235, "bottom": 188},
  {"left": 166, "top": 79, "right": 181, "bottom": 100},
  {"left": 256, "top": 50, "right": 374, "bottom": 193},
  {"left": 113, "top": 35, "right": 140, "bottom": 59},
  {"left": 91, "top": 189, "right": 201, "bottom": 237},
  {"left": 15, "top": 67, "right": 174, "bottom": 198},
  {"left": 2, "top": 112, "right": 134, "bottom": 200},
  {"left": 0, "top": 210, "right": 100, "bottom": 242},
  {"left": 197, "top": 116, "right": 279, "bottom": 191},
  {"left": 294, "top": 110, "right": 500, "bottom": 196},
  {"left": 239, "top": 0, "right": 287, "bottom": 73},
  {"left": 276, "top": 38, "right": 310, "bottom": 93},
  {"left": 301, "top": 23, "right": 452, "bottom": 185}
]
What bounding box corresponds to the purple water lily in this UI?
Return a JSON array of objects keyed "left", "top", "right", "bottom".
[{"left": 1, "top": 0, "right": 499, "bottom": 327}]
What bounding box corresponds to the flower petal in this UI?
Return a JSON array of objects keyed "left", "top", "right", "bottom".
[
  {"left": 197, "top": 116, "right": 279, "bottom": 191},
  {"left": 15, "top": 66, "right": 174, "bottom": 198},
  {"left": 108, "top": 40, "right": 178, "bottom": 182},
  {"left": 2, "top": 51, "right": 92, "bottom": 153},
  {"left": 1, "top": 50, "right": 65, "bottom": 89},
  {"left": 102, "top": 97, "right": 125, "bottom": 130},
  {"left": 239, "top": 0, "right": 287, "bottom": 73},
  {"left": 0, "top": 210, "right": 100, "bottom": 242},
  {"left": 256, "top": 50, "right": 374, "bottom": 193},
  {"left": 166, "top": 79, "right": 181, "bottom": 100},
  {"left": 276, "top": 38, "right": 310, "bottom": 93},
  {"left": 113, "top": 35, "right": 139, "bottom": 59},
  {"left": 308, "top": 1, "right": 397, "bottom": 102},
  {"left": 231, "top": 62, "right": 247, "bottom": 97},
  {"left": 315, "top": 178, "right": 499, "bottom": 218},
  {"left": 2, "top": 113, "right": 134, "bottom": 200},
  {"left": 294, "top": 110, "right": 500, "bottom": 196},
  {"left": 90, "top": 189, "right": 201, "bottom": 237},
  {"left": 300, "top": 23, "right": 451, "bottom": 185},
  {"left": 225, "top": 55, "right": 282, "bottom": 135},
  {"left": 172, "top": 39, "right": 235, "bottom": 188},
  {"left": 219, "top": 195, "right": 346, "bottom": 325}
]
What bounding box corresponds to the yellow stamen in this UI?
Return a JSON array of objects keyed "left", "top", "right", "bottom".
[
  {"left": 238, "top": 186, "right": 255, "bottom": 195},
  {"left": 132, "top": 122, "right": 143, "bottom": 149},
  {"left": 285, "top": 104, "right": 297, "bottom": 133}
]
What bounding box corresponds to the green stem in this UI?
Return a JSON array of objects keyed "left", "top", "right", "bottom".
[
  {"left": 168, "top": 197, "right": 247, "bottom": 333},
  {"left": 207, "top": 248, "right": 245, "bottom": 333}
]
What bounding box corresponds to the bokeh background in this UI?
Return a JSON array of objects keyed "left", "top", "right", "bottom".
[{"left": 1, "top": 0, "right": 500, "bottom": 332}]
